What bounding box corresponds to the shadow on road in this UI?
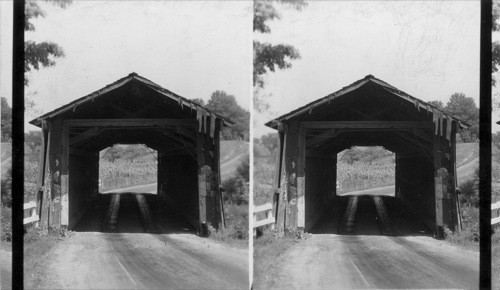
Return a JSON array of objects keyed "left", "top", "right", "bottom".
[
  {"left": 73, "top": 193, "right": 197, "bottom": 235},
  {"left": 309, "top": 195, "right": 432, "bottom": 237}
]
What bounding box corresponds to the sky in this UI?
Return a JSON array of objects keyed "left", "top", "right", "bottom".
[
  {"left": 254, "top": 1, "right": 483, "bottom": 136},
  {"left": 1, "top": 1, "right": 252, "bottom": 131},
  {"left": 0, "top": 1, "right": 495, "bottom": 134}
]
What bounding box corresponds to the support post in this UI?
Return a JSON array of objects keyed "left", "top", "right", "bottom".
[
  {"left": 433, "top": 126, "right": 444, "bottom": 239},
  {"left": 285, "top": 121, "right": 299, "bottom": 229},
  {"left": 48, "top": 119, "right": 63, "bottom": 229},
  {"left": 60, "top": 125, "right": 69, "bottom": 227},
  {"left": 197, "top": 128, "right": 207, "bottom": 235},
  {"left": 297, "top": 126, "right": 305, "bottom": 229},
  {"left": 276, "top": 131, "right": 287, "bottom": 232}
]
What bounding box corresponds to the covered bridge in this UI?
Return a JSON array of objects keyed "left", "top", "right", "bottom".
[
  {"left": 30, "top": 73, "right": 232, "bottom": 235},
  {"left": 266, "top": 75, "right": 468, "bottom": 238}
]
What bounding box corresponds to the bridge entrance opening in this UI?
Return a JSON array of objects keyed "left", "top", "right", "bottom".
[
  {"left": 336, "top": 146, "right": 395, "bottom": 197},
  {"left": 99, "top": 144, "right": 158, "bottom": 194}
]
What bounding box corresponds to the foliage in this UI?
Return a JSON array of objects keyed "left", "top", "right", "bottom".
[
  {"left": 1, "top": 205, "right": 12, "bottom": 242},
  {"left": 444, "top": 206, "right": 479, "bottom": 250},
  {"left": 253, "top": 0, "right": 307, "bottom": 112},
  {"left": 1, "top": 168, "right": 12, "bottom": 207},
  {"left": 1, "top": 97, "right": 12, "bottom": 142},
  {"left": 260, "top": 132, "right": 279, "bottom": 155},
  {"left": 493, "top": 229, "right": 500, "bottom": 289},
  {"left": 205, "top": 91, "right": 249, "bottom": 140},
  {"left": 458, "top": 180, "right": 479, "bottom": 208},
  {"left": 253, "top": 42, "right": 300, "bottom": 88},
  {"left": 208, "top": 203, "right": 248, "bottom": 242},
  {"left": 99, "top": 146, "right": 157, "bottom": 191},
  {"left": 25, "top": 130, "right": 43, "bottom": 162},
  {"left": 443, "top": 93, "right": 479, "bottom": 142},
  {"left": 444, "top": 93, "right": 479, "bottom": 124},
  {"left": 190, "top": 98, "right": 205, "bottom": 106},
  {"left": 222, "top": 155, "right": 249, "bottom": 205},
  {"left": 494, "top": 2, "right": 500, "bottom": 86},
  {"left": 428, "top": 100, "right": 444, "bottom": 110},
  {"left": 25, "top": 0, "right": 71, "bottom": 86}
]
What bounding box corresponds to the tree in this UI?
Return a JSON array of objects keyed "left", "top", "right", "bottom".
[
  {"left": 253, "top": 0, "right": 306, "bottom": 91},
  {"left": 205, "top": 91, "right": 249, "bottom": 140},
  {"left": 260, "top": 132, "right": 278, "bottom": 154},
  {"left": 428, "top": 100, "right": 445, "bottom": 111},
  {"left": 494, "top": 2, "right": 500, "bottom": 86},
  {"left": 25, "top": 131, "right": 43, "bottom": 162},
  {"left": 444, "top": 93, "right": 479, "bottom": 124},
  {"left": 191, "top": 98, "right": 205, "bottom": 106},
  {"left": 25, "top": 0, "right": 72, "bottom": 86},
  {"left": 1, "top": 97, "right": 12, "bottom": 142},
  {"left": 444, "top": 93, "right": 479, "bottom": 142}
]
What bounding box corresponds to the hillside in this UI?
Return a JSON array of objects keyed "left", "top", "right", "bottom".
[
  {"left": 1, "top": 143, "right": 11, "bottom": 181},
  {"left": 220, "top": 140, "right": 249, "bottom": 182}
]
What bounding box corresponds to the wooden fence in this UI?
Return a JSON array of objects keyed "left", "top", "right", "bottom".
[
  {"left": 23, "top": 200, "right": 39, "bottom": 226},
  {"left": 253, "top": 202, "right": 274, "bottom": 236},
  {"left": 492, "top": 201, "right": 500, "bottom": 226}
]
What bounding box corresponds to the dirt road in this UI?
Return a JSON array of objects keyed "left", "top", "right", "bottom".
[
  {"left": 256, "top": 196, "right": 478, "bottom": 289},
  {"left": 0, "top": 248, "right": 11, "bottom": 290},
  {"left": 34, "top": 192, "right": 248, "bottom": 289},
  {"left": 268, "top": 234, "right": 478, "bottom": 289}
]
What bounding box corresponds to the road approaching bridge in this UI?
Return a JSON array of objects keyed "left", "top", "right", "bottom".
[
  {"left": 33, "top": 186, "right": 248, "bottom": 289},
  {"left": 255, "top": 190, "right": 478, "bottom": 289}
]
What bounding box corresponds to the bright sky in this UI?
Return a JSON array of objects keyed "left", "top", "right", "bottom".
[
  {"left": 0, "top": 1, "right": 13, "bottom": 110},
  {"left": 1, "top": 1, "right": 252, "bottom": 131},
  {"left": 254, "top": 1, "right": 482, "bottom": 136}
]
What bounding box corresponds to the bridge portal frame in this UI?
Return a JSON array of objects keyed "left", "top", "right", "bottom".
[
  {"left": 30, "top": 73, "right": 231, "bottom": 235},
  {"left": 266, "top": 75, "right": 467, "bottom": 238}
]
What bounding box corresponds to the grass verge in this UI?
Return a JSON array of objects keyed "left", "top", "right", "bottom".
[
  {"left": 493, "top": 229, "right": 500, "bottom": 289},
  {"left": 207, "top": 203, "right": 248, "bottom": 248},
  {"left": 444, "top": 206, "right": 479, "bottom": 251},
  {"left": 24, "top": 226, "right": 74, "bottom": 288},
  {"left": 253, "top": 228, "right": 310, "bottom": 288}
]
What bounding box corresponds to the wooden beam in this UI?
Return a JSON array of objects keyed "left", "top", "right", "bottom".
[
  {"left": 301, "top": 121, "right": 434, "bottom": 129},
  {"left": 61, "top": 125, "right": 69, "bottom": 227},
  {"left": 69, "top": 147, "right": 93, "bottom": 156},
  {"left": 63, "top": 118, "right": 197, "bottom": 127},
  {"left": 411, "top": 128, "right": 433, "bottom": 144},
  {"left": 109, "top": 103, "right": 135, "bottom": 117},
  {"left": 395, "top": 133, "right": 432, "bottom": 154},
  {"left": 297, "top": 127, "right": 305, "bottom": 229},
  {"left": 306, "top": 128, "right": 338, "bottom": 148},
  {"left": 69, "top": 127, "right": 99, "bottom": 145},
  {"left": 176, "top": 127, "right": 196, "bottom": 141}
]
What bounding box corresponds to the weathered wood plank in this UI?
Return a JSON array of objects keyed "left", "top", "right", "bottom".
[
  {"left": 276, "top": 133, "right": 287, "bottom": 232},
  {"left": 69, "top": 127, "right": 99, "bottom": 145},
  {"left": 297, "top": 127, "right": 305, "bottom": 229},
  {"left": 301, "top": 121, "right": 434, "bottom": 129},
  {"left": 63, "top": 118, "right": 197, "bottom": 127},
  {"left": 40, "top": 129, "right": 51, "bottom": 229},
  {"left": 61, "top": 125, "right": 69, "bottom": 227},
  {"left": 433, "top": 128, "right": 443, "bottom": 238},
  {"left": 285, "top": 121, "right": 299, "bottom": 229},
  {"left": 48, "top": 119, "right": 63, "bottom": 228}
]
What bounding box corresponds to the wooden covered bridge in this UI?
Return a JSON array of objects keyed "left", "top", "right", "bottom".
[
  {"left": 266, "top": 75, "right": 468, "bottom": 238},
  {"left": 30, "top": 73, "right": 232, "bottom": 235}
]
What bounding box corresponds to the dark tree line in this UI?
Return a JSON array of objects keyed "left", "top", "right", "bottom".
[
  {"left": 429, "top": 93, "right": 479, "bottom": 142},
  {"left": 193, "top": 91, "right": 249, "bottom": 141}
]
